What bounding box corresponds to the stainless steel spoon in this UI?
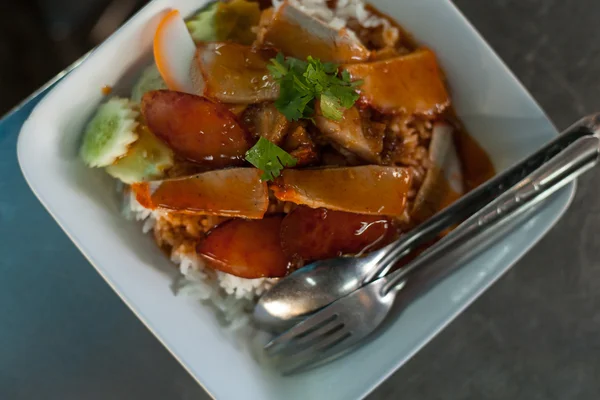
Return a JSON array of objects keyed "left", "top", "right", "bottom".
[{"left": 254, "top": 114, "right": 600, "bottom": 332}]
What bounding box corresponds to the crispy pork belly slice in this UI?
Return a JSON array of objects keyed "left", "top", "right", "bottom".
[
  {"left": 192, "top": 42, "right": 280, "bottom": 104},
  {"left": 315, "top": 106, "right": 384, "bottom": 163},
  {"left": 241, "top": 102, "right": 290, "bottom": 145},
  {"left": 271, "top": 166, "right": 411, "bottom": 216},
  {"left": 257, "top": 1, "right": 370, "bottom": 63},
  {"left": 344, "top": 48, "right": 450, "bottom": 115},
  {"left": 132, "top": 168, "right": 269, "bottom": 219}
]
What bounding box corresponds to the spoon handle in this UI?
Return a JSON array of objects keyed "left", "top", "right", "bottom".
[
  {"left": 381, "top": 133, "right": 600, "bottom": 296},
  {"left": 368, "top": 113, "right": 600, "bottom": 282}
]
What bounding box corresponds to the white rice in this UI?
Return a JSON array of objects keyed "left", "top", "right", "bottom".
[{"left": 121, "top": 188, "right": 277, "bottom": 336}]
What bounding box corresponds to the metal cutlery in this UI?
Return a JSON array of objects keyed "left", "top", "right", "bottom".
[
  {"left": 254, "top": 114, "right": 600, "bottom": 332},
  {"left": 263, "top": 121, "right": 600, "bottom": 374}
]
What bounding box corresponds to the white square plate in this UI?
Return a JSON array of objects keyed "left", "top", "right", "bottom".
[{"left": 17, "top": 0, "right": 574, "bottom": 398}]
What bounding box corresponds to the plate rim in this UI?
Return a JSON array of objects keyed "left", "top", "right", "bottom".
[{"left": 14, "top": 0, "right": 577, "bottom": 398}]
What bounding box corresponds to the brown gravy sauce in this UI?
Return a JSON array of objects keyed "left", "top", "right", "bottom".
[{"left": 450, "top": 112, "right": 496, "bottom": 192}]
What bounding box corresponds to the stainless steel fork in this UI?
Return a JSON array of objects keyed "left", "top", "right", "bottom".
[{"left": 264, "top": 132, "right": 600, "bottom": 375}]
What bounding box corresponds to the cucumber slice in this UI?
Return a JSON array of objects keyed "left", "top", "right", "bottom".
[
  {"left": 215, "top": 0, "right": 261, "bottom": 45},
  {"left": 80, "top": 98, "right": 139, "bottom": 167},
  {"left": 105, "top": 124, "right": 174, "bottom": 184},
  {"left": 131, "top": 65, "right": 167, "bottom": 103},
  {"left": 186, "top": 0, "right": 260, "bottom": 45},
  {"left": 186, "top": 2, "right": 219, "bottom": 42}
]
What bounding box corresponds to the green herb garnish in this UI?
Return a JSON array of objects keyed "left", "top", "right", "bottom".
[
  {"left": 245, "top": 137, "right": 298, "bottom": 181},
  {"left": 267, "top": 53, "right": 362, "bottom": 122}
]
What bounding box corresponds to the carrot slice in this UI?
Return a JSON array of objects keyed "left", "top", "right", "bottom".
[
  {"left": 281, "top": 206, "right": 396, "bottom": 262},
  {"left": 153, "top": 10, "right": 197, "bottom": 93},
  {"left": 131, "top": 168, "right": 268, "bottom": 219},
  {"left": 141, "top": 90, "right": 251, "bottom": 166},
  {"left": 197, "top": 216, "right": 291, "bottom": 278},
  {"left": 271, "top": 166, "right": 412, "bottom": 216},
  {"left": 344, "top": 48, "right": 450, "bottom": 115}
]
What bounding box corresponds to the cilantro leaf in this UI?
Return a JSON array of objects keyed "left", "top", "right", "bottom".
[
  {"left": 341, "top": 69, "right": 352, "bottom": 82},
  {"left": 267, "top": 52, "right": 288, "bottom": 79},
  {"left": 275, "top": 92, "right": 313, "bottom": 121},
  {"left": 320, "top": 91, "right": 344, "bottom": 121},
  {"left": 287, "top": 57, "right": 308, "bottom": 74},
  {"left": 321, "top": 61, "right": 338, "bottom": 74},
  {"left": 267, "top": 53, "right": 362, "bottom": 122},
  {"left": 328, "top": 82, "right": 360, "bottom": 109},
  {"left": 245, "top": 137, "right": 298, "bottom": 181}
]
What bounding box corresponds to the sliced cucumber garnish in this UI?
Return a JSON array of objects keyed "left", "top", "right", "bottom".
[
  {"left": 186, "top": 0, "right": 260, "bottom": 45},
  {"left": 131, "top": 65, "right": 167, "bottom": 103},
  {"left": 215, "top": 0, "right": 261, "bottom": 45},
  {"left": 80, "top": 97, "right": 139, "bottom": 168},
  {"left": 105, "top": 124, "right": 174, "bottom": 184},
  {"left": 186, "top": 2, "right": 219, "bottom": 42}
]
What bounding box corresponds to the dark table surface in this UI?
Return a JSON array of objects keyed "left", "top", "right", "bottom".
[{"left": 2, "top": 1, "right": 600, "bottom": 399}]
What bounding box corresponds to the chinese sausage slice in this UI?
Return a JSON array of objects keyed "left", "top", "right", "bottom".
[
  {"left": 141, "top": 90, "right": 251, "bottom": 166},
  {"left": 281, "top": 206, "right": 396, "bottom": 263},
  {"left": 197, "top": 216, "right": 291, "bottom": 279}
]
